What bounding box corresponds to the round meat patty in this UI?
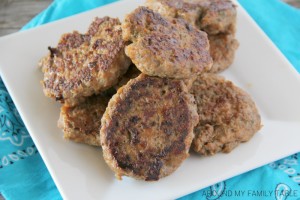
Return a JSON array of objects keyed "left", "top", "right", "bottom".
[
  {"left": 146, "top": 0, "right": 238, "bottom": 73},
  {"left": 208, "top": 34, "right": 239, "bottom": 73},
  {"left": 58, "top": 91, "right": 113, "bottom": 146},
  {"left": 191, "top": 74, "right": 261, "bottom": 156},
  {"left": 40, "top": 17, "right": 131, "bottom": 106},
  {"left": 146, "top": 0, "right": 237, "bottom": 35},
  {"left": 100, "top": 74, "right": 199, "bottom": 181},
  {"left": 200, "top": 0, "right": 237, "bottom": 35},
  {"left": 122, "top": 6, "right": 212, "bottom": 79}
]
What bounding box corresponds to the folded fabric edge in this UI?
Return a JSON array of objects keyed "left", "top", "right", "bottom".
[{"left": 21, "top": 0, "right": 119, "bottom": 31}]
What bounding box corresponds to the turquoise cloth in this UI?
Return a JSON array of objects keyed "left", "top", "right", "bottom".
[{"left": 0, "top": 0, "right": 299, "bottom": 199}]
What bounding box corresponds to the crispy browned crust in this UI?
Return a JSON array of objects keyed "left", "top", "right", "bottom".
[
  {"left": 122, "top": 6, "right": 212, "bottom": 79},
  {"left": 191, "top": 74, "right": 261, "bottom": 156},
  {"left": 100, "top": 74, "right": 199, "bottom": 181},
  {"left": 146, "top": 0, "right": 237, "bottom": 35},
  {"left": 146, "top": 0, "right": 238, "bottom": 73},
  {"left": 40, "top": 17, "right": 131, "bottom": 106},
  {"left": 58, "top": 93, "right": 112, "bottom": 146},
  {"left": 208, "top": 34, "right": 239, "bottom": 73}
]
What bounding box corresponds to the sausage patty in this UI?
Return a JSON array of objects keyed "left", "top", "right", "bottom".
[
  {"left": 58, "top": 92, "right": 113, "bottom": 146},
  {"left": 209, "top": 34, "right": 239, "bottom": 73},
  {"left": 190, "top": 74, "right": 261, "bottom": 156},
  {"left": 200, "top": 0, "right": 237, "bottom": 35},
  {"left": 122, "top": 6, "right": 212, "bottom": 79},
  {"left": 100, "top": 74, "right": 199, "bottom": 181},
  {"left": 146, "top": 0, "right": 238, "bottom": 73},
  {"left": 146, "top": 0, "right": 237, "bottom": 35},
  {"left": 40, "top": 17, "right": 131, "bottom": 106}
]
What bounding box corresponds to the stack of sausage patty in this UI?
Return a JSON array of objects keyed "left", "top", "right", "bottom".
[{"left": 39, "top": 0, "right": 261, "bottom": 181}]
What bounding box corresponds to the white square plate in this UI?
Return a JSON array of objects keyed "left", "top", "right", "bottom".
[{"left": 0, "top": 0, "right": 300, "bottom": 199}]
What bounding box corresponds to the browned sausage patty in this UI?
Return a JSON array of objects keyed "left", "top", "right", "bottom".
[
  {"left": 146, "top": 0, "right": 237, "bottom": 35},
  {"left": 40, "top": 17, "right": 131, "bottom": 106},
  {"left": 146, "top": 0, "right": 238, "bottom": 73},
  {"left": 209, "top": 34, "right": 239, "bottom": 73},
  {"left": 58, "top": 92, "right": 113, "bottom": 146},
  {"left": 200, "top": 0, "right": 237, "bottom": 35},
  {"left": 122, "top": 6, "right": 212, "bottom": 79},
  {"left": 191, "top": 74, "right": 261, "bottom": 156},
  {"left": 100, "top": 74, "right": 199, "bottom": 181}
]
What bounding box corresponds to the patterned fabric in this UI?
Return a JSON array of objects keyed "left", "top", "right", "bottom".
[
  {"left": 0, "top": 83, "right": 30, "bottom": 147},
  {"left": 0, "top": 78, "right": 61, "bottom": 200},
  {"left": 0, "top": 0, "right": 299, "bottom": 199},
  {"left": 179, "top": 153, "right": 300, "bottom": 200},
  {"left": 0, "top": 79, "right": 36, "bottom": 167}
]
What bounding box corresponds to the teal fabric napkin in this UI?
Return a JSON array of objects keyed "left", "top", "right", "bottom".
[{"left": 0, "top": 0, "right": 299, "bottom": 199}]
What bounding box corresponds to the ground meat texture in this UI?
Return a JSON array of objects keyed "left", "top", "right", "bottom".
[
  {"left": 200, "top": 0, "right": 237, "bottom": 35},
  {"left": 146, "top": 0, "right": 238, "bottom": 73},
  {"left": 122, "top": 6, "right": 212, "bottom": 79},
  {"left": 58, "top": 93, "right": 112, "bottom": 146},
  {"left": 191, "top": 74, "right": 261, "bottom": 156},
  {"left": 40, "top": 17, "right": 131, "bottom": 106},
  {"left": 100, "top": 74, "right": 199, "bottom": 181},
  {"left": 146, "top": 0, "right": 237, "bottom": 35},
  {"left": 208, "top": 33, "right": 239, "bottom": 73},
  {"left": 146, "top": 0, "right": 203, "bottom": 26}
]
